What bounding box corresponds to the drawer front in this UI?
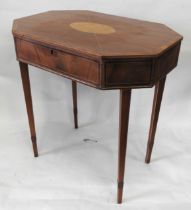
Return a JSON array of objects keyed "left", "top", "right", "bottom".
[
  {"left": 105, "top": 60, "right": 152, "bottom": 87},
  {"left": 15, "top": 39, "right": 100, "bottom": 86}
]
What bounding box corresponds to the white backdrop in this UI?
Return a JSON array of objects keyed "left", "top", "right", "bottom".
[{"left": 0, "top": 1, "right": 191, "bottom": 209}]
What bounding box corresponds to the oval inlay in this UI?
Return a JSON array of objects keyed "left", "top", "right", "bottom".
[{"left": 70, "top": 22, "right": 116, "bottom": 34}]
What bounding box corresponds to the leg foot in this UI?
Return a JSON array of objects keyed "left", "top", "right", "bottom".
[
  {"left": 117, "top": 181, "right": 124, "bottom": 204},
  {"left": 31, "top": 136, "right": 38, "bottom": 157},
  {"left": 72, "top": 81, "right": 78, "bottom": 129}
]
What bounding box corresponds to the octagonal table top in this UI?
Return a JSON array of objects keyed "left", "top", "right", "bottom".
[{"left": 13, "top": 10, "right": 183, "bottom": 60}]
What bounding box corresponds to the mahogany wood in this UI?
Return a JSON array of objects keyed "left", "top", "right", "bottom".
[
  {"left": 15, "top": 39, "right": 100, "bottom": 87},
  {"left": 105, "top": 59, "right": 152, "bottom": 86},
  {"left": 118, "top": 89, "right": 131, "bottom": 203},
  {"left": 12, "top": 10, "right": 182, "bottom": 59},
  {"left": 13, "top": 11, "right": 183, "bottom": 89},
  {"left": 19, "top": 62, "right": 38, "bottom": 157},
  {"left": 145, "top": 76, "right": 166, "bottom": 163},
  {"left": 12, "top": 10, "right": 183, "bottom": 203},
  {"left": 153, "top": 43, "right": 181, "bottom": 82}
]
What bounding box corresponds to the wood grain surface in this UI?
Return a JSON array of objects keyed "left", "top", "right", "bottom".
[
  {"left": 13, "top": 10, "right": 183, "bottom": 204},
  {"left": 13, "top": 10, "right": 183, "bottom": 60}
]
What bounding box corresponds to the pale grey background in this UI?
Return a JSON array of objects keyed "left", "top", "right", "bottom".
[{"left": 0, "top": 0, "right": 191, "bottom": 209}]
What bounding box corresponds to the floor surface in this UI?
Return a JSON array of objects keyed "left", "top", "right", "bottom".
[{"left": 0, "top": 120, "right": 191, "bottom": 210}]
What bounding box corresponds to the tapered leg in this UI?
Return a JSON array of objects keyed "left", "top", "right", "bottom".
[
  {"left": 145, "top": 77, "right": 166, "bottom": 164},
  {"left": 117, "top": 89, "right": 131, "bottom": 204},
  {"left": 72, "top": 81, "right": 78, "bottom": 129},
  {"left": 19, "top": 62, "right": 38, "bottom": 157}
]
